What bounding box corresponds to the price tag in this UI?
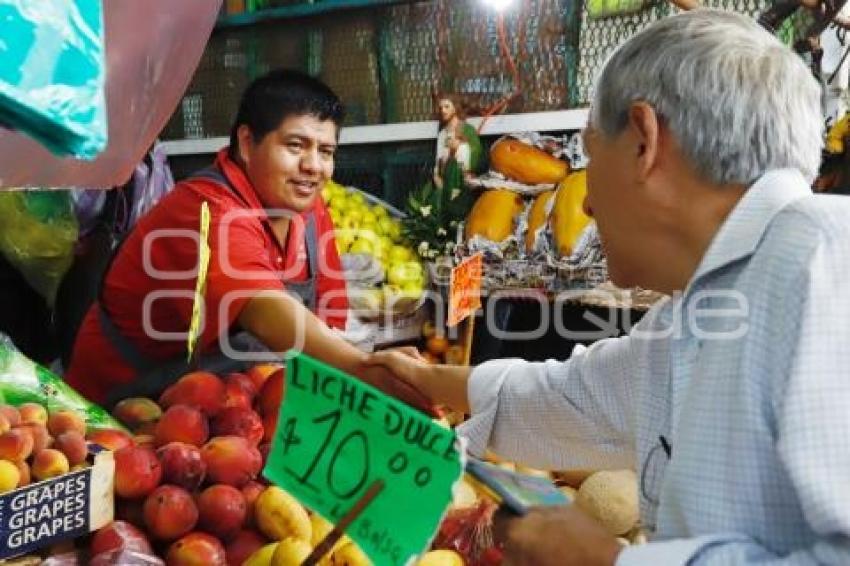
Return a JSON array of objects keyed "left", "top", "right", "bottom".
[
  {"left": 186, "top": 201, "right": 211, "bottom": 363},
  {"left": 448, "top": 252, "right": 482, "bottom": 327},
  {"left": 264, "top": 353, "right": 464, "bottom": 566}
]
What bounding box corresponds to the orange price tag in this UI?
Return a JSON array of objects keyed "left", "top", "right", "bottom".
[{"left": 448, "top": 253, "right": 483, "bottom": 327}]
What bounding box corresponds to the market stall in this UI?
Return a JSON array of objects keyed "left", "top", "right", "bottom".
[{"left": 0, "top": 0, "right": 842, "bottom": 564}]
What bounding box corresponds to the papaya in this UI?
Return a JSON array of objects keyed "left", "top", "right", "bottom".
[
  {"left": 550, "top": 170, "right": 591, "bottom": 258},
  {"left": 490, "top": 138, "right": 569, "bottom": 185},
  {"left": 524, "top": 190, "right": 555, "bottom": 254},
  {"left": 465, "top": 189, "right": 524, "bottom": 243}
]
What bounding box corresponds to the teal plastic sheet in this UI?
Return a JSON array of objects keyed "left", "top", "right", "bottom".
[
  {"left": 0, "top": 1, "right": 107, "bottom": 160},
  {"left": 0, "top": 0, "right": 220, "bottom": 189}
]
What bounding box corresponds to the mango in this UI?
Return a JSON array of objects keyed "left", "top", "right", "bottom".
[
  {"left": 211, "top": 407, "right": 264, "bottom": 446},
  {"left": 113, "top": 397, "right": 162, "bottom": 430},
  {"left": 154, "top": 405, "right": 209, "bottom": 448},
  {"left": 166, "top": 532, "right": 226, "bottom": 566},
  {"left": 114, "top": 445, "right": 162, "bottom": 499},
  {"left": 197, "top": 484, "right": 247, "bottom": 539},
  {"left": 201, "top": 435, "right": 262, "bottom": 487},
  {"left": 255, "top": 486, "right": 311, "bottom": 542},
  {"left": 160, "top": 371, "right": 226, "bottom": 416},
  {"left": 226, "top": 529, "right": 267, "bottom": 566},
  {"left": 143, "top": 485, "right": 198, "bottom": 540},
  {"left": 157, "top": 441, "right": 206, "bottom": 491},
  {"left": 245, "top": 542, "right": 279, "bottom": 566},
  {"left": 271, "top": 537, "right": 312, "bottom": 566}
]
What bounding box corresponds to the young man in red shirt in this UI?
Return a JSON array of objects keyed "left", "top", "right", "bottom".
[{"left": 66, "top": 70, "right": 422, "bottom": 408}]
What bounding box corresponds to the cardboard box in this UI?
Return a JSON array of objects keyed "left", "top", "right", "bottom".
[{"left": 0, "top": 449, "right": 114, "bottom": 559}]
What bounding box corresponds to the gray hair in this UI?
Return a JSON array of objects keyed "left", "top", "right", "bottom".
[{"left": 590, "top": 9, "right": 823, "bottom": 185}]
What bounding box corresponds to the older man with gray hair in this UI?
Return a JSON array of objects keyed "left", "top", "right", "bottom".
[{"left": 368, "top": 8, "right": 850, "bottom": 565}]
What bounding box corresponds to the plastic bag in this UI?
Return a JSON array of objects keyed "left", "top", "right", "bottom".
[
  {"left": 90, "top": 550, "right": 164, "bottom": 566},
  {"left": 42, "top": 551, "right": 164, "bottom": 566},
  {"left": 0, "top": 0, "right": 220, "bottom": 189},
  {"left": 0, "top": 190, "right": 78, "bottom": 305},
  {"left": 433, "top": 500, "right": 504, "bottom": 566},
  {"left": 0, "top": 333, "right": 124, "bottom": 430},
  {"left": 128, "top": 142, "right": 175, "bottom": 229},
  {"left": 0, "top": 0, "right": 106, "bottom": 159}
]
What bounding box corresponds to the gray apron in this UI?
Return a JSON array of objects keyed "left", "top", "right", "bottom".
[{"left": 98, "top": 166, "right": 320, "bottom": 407}]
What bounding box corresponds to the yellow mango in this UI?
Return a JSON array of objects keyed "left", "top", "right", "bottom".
[
  {"left": 490, "top": 138, "right": 569, "bottom": 185},
  {"left": 524, "top": 189, "right": 555, "bottom": 254},
  {"left": 271, "top": 537, "right": 313, "bottom": 566},
  {"left": 329, "top": 541, "right": 372, "bottom": 566},
  {"left": 465, "top": 189, "right": 524, "bottom": 243},
  {"left": 244, "top": 542, "right": 279, "bottom": 566},
  {"left": 550, "top": 170, "right": 591, "bottom": 258},
  {"left": 416, "top": 549, "right": 465, "bottom": 566},
  {"left": 255, "top": 486, "right": 312, "bottom": 542}
]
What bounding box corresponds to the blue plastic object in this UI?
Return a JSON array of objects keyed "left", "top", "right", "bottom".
[{"left": 0, "top": 0, "right": 107, "bottom": 159}]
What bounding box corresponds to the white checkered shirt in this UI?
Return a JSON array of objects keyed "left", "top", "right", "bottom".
[{"left": 459, "top": 169, "right": 850, "bottom": 564}]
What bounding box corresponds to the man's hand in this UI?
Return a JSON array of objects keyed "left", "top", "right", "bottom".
[
  {"left": 356, "top": 348, "right": 436, "bottom": 415},
  {"left": 366, "top": 349, "right": 473, "bottom": 413},
  {"left": 504, "top": 506, "right": 622, "bottom": 566},
  {"left": 366, "top": 349, "right": 431, "bottom": 393}
]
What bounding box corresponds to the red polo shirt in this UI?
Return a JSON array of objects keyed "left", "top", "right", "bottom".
[{"left": 66, "top": 149, "right": 348, "bottom": 403}]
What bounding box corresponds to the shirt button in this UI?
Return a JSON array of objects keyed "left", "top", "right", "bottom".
[{"left": 276, "top": 257, "right": 282, "bottom": 264}]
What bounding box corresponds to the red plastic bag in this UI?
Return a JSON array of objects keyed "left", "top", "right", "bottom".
[{"left": 433, "top": 500, "right": 504, "bottom": 566}]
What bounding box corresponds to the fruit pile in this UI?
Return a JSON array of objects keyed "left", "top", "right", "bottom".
[
  {"left": 322, "top": 180, "right": 426, "bottom": 315},
  {"left": 0, "top": 403, "right": 95, "bottom": 494},
  {"left": 94, "top": 366, "right": 490, "bottom": 565},
  {"left": 420, "top": 322, "right": 465, "bottom": 366},
  {"left": 81, "top": 365, "right": 372, "bottom": 565}
]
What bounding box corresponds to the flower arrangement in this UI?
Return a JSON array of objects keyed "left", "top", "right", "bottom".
[{"left": 402, "top": 174, "right": 474, "bottom": 260}]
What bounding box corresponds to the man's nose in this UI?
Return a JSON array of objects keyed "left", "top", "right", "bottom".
[{"left": 301, "top": 148, "right": 320, "bottom": 173}]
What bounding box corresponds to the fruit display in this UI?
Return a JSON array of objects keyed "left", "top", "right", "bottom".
[
  {"left": 51, "top": 365, "right": 375, "bottom": 566},
  {"left": 0, "top": 403, "right": 89, "bottom": 495},
  {"left": 322, "top": 180, "right": 427, "bottom": 317},
  {"left": 457, "top": 135, "right": 599, "bottom": 293},
  {"left": 464, "top": 164, "right": 590, "bottom": 262},
  {"left": 420, "top": 321, "right": 465, "bottom": 367}
]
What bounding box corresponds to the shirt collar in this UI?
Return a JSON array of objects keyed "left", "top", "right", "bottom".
[
  {"left": 689, "top": 169, "right": 811, "bottom": 286},
  {"left": 214, "top": 148, "right": 266, "bottom": 213}
]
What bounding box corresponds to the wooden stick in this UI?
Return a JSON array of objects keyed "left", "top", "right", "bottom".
[
  {"left": 461, "top": 315, "right": 475, "bottom": 367},
  {"left": 301, "top": 480, "right": 385, "bottom": 566}
]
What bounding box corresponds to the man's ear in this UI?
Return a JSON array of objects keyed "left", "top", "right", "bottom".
[
  {"left": 236, "top": 124, "right": 254, "bottom": 166},
  {"left": 627, "top": 102, "right": 661, "bottom": 181}
]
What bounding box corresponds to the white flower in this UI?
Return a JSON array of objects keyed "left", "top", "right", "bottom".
[
  {"left": 418, "top": 241, "right": 430, "bottom": 255},
  {"left": 450, "top": 188, "right": 461, "bottom": 201},
  {"left": 420, "top": 205, "right": 432, "bottom": 217},
  {"left": 437, "top": 228, "right": 447, "bottom": 236}
]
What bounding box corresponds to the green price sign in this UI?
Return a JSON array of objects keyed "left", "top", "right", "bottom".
[{"left": 264, "top": 353, "right": 464, "bottom": 566}]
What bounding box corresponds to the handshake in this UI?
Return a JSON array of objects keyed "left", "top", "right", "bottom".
[{"left": 356, "top": 347, "right": 471, "bottom": 417}]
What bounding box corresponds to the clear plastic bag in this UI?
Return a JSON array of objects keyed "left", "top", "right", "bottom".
[
  {"left": 0, "top": 332, "right": 124, "bottom": 430},
  {"left": 0, "top": 0, "right": 220, "bottom": 189},
  {"left": 0, "top": 190, "right": 78, "bottom": 305}
]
